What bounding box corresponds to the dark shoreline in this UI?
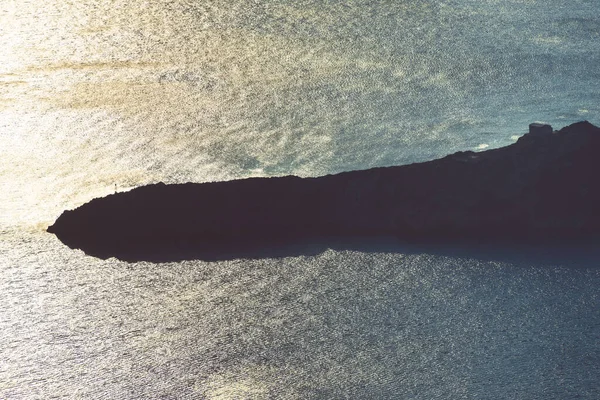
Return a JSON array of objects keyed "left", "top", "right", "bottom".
[{"left": 48, "top": 121, "right": 600, "bottom": 262}]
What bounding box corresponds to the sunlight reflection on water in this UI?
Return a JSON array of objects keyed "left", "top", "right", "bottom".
[
  {"left": 1, "top": 0, "right": 600, "bottom": 398},
  {"left": 1, "top": 233, "right": 599, "bottom": 398}
]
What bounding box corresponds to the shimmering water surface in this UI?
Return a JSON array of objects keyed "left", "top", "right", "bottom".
[{"left": 1, "top": 1, "right": 599, "bottom": 398}]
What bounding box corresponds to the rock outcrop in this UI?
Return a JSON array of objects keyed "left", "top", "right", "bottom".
[{"left": 48, "top": 121, "right": 600, "bottom": 261}]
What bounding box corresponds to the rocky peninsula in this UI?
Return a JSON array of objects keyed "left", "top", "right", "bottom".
[{"left": 48, "top": 121, "right": 600, "bottom": 261}]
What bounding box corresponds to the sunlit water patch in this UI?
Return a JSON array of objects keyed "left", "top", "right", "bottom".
[{"left": 1, "top": 234, "right": 599, "bottom": 398}]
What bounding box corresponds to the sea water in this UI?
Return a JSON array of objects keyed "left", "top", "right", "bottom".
[{"left": 1, "top": 1, "right": 599, "bottom": 398}]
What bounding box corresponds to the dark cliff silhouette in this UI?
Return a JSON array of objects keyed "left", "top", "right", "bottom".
[{"left": 47, "top": 121, "right": 600, "bottom": 262}]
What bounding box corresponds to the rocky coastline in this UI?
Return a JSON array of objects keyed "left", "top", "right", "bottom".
[{"left": 48, "top": 121, "right": 600, "bottom": 261}]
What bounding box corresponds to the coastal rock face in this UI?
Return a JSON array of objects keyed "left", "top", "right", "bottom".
[{"left": 48, "top": 121, "right": 600, "bottom": 261}]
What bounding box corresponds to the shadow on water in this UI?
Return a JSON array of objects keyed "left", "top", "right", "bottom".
[{"left": 102, "top": 235, "right": 600, "bottom": 268}]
